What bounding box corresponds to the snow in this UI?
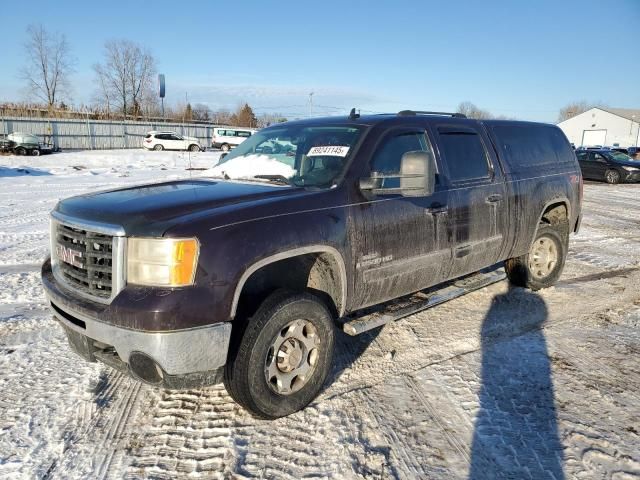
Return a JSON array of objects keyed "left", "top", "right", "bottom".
[
  {"left": 0, "top": 150, "right": 639, "bottom": 479},
  {"left": 208, "top": 153, "right": 295, "bottom": 180}
]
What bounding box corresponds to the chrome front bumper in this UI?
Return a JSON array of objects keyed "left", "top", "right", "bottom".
[{"left": 48, "top": 295, "right": 232, "bottom": 377}]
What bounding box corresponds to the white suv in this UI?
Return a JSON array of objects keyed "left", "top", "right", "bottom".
[{"left": 143, "top": 131, "right": 202, "bottom": 151}]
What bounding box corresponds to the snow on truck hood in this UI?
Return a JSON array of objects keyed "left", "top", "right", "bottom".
[{"left": 208, "top": 154, "right": 295, "bottom": 181}]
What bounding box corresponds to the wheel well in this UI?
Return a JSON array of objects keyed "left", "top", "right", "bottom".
[
  {"left": 540, "top": 202, "right": 568, "bottom": 226},
  {"left": 235, "top": 253, "right": 344, "bottom": 320}
]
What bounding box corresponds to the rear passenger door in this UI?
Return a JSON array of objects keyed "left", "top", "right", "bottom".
[
  {"left": 434, "top": 123, "right": 507, "bottom": 279},
  {"left": 575, "top": 151, "right": 590, "bottom": 178}
]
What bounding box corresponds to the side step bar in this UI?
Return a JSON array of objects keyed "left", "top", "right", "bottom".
[{"left": 341, "top": 267, "right": 506, "bottom": 336}]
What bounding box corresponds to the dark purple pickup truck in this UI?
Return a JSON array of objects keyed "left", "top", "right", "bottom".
[{"left": 42, "top": 110, "right": 582, "bottom": 418}]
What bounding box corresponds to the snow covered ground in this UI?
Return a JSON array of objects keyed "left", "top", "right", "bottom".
[{"left": 0, "top": 150, "right": 639, "bottom": 479}]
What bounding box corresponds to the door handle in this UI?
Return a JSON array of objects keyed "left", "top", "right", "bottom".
[
  {"left": 485, "top": 194, "right": 503, "bottom": 203},
  {"left": 426, "top": 202, "right": 447, "bottom": 214}
]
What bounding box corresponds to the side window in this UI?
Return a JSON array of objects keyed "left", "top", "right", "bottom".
[
  {"left": 576, "top": 151, "right": 588, "bottom": 161},
  {"left": 370, "top": 131, "right": 430, "bottom": 189},
  {"left": 438, "top": 129, "right": 490, "bottom": 182},
  {"left": 216, "top": 130, "right": 225, "bottom": 136},
  {"left": 593, "top": 153, "right": 607, "bottom": 162},
  {"left": 226, "top": 130, "right": 236, "bottom": 137},
  {"left": 237, "top": 131, "right": 251, "bottom": 137}
]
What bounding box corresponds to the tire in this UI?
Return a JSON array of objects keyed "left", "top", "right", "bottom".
[
  {"left": 505, "top": 224, "right": 567, "bottom": 291},
  {"left": 31, "top": 148, "right": 41, "bottom": 156},
  {"left": 605, "top": 169, "right": 621, "bottom": 184},
  {"left": 153, "top": 144, "right": 164, "bottom": 151},
  {"left": 189, "top": 144, "right": 199, "bottom": 152},
  {"left": 15, "top": 147, "right": 27, "bottom": 156},
  {"left": 221, "top": 143, "right": 230, "bottom": 152},
  {"left": 224, "top": 290, "right": 335, "bottom": 419}
]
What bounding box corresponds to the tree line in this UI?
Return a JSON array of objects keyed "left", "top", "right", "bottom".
[{"left": 14, "top": 25, "right": 285, "bottom": 127}]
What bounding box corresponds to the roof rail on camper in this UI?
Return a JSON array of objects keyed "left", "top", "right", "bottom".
[{"left": 397, "top": 110, "right": 467, "bottom": 118}]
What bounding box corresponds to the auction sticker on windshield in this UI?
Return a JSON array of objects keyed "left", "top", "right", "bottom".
[{"left": 307, "top": 146, "right": 350, "bottom": 157}]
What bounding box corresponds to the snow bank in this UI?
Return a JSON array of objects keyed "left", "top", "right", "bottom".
[
  {"left": 0, "top": 149, "right": 222, "bottom": 174},
  {"left": 208, "top": 154, "right": 295, "bottom": 180}
]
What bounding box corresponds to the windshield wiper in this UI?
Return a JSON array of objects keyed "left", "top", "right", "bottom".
[{"left": 252, "top": 175, "right": 291, "bottom": 185}]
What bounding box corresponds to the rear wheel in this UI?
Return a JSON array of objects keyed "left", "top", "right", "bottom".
[
  {"left": 15, "top": 147, "right": 27, "bottom": 156},
  {"left": 505, "top": 224, "right": 566, "bottom": 290},
  {"left": 220, "top": 143, "right": 230, "bottom": 152},
  {"left": 31, "top": 148, "right": 41, "bottom": 156},
  {"left": 605, "top": 169, "right": 621, "bottom": 184},
  {"left": 153, "top": 144, "right": 164, "bottom": 151},
  {"left": 224, "top": 291, "right": 335, "bottom": 419}
]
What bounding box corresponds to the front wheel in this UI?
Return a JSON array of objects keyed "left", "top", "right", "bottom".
[
  {"left": 31, "top": 148, "right": 41, "bottom": 156},
  {"left": 153, "top": 144, "right": 164, "bottom": 151},
  {"left": 15, "top": 147, "right": 27, "bottom": 156},
  {"left": 189, "top": 144, "right": 199, "bottom": 152},
  {"left": 220, "top": 143, "right": 230, "bottom": 152},
  {"left": 605, "top": 169, "right": 621, "bottom": 184},
  {"left": 505, "top": 224, "right": 567, "bottom": 290},
  {"left": 224, "top": 291, "right": 335, "bottom": 419}
]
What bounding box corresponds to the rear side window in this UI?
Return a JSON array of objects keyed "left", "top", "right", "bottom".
[
  {"left": 576, "top": 151, "right": 588, "bottom": 161},
  {"left": 237, "top": 131, "right": 251, "bottom": 137},
  {"left": 492, "top": 125, "right": 574, "bottom": 171},
  {"left": 437, "top": 128, "right": 490, "bottom": 182}
]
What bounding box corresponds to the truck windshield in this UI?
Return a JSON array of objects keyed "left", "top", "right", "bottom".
[{"left": 210, "top": 125, "right": 364, "bottom": 187}]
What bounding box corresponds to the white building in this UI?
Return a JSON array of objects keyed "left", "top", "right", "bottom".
[{"left": 557, "top": 107, "right": 640, "bottom": 148}]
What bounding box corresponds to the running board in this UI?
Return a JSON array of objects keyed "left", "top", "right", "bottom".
[{"left": 341, "top": 268, "right": 506, "bottom": 336}]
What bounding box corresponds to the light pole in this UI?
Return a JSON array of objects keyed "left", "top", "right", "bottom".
[{"left": 308, "top": 92, "right": 314, "bottom": 117}]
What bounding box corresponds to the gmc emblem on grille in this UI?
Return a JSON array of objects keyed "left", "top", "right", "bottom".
[{"left": 56, "top": 244, "right": 83, "bottom": 268}]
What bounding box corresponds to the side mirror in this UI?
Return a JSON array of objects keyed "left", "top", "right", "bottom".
[
  {"left": 219, "top": 152, "right": 228, "bottom": 161},
  {"left": 400, "top": 150, "right": 436, "bottom": 197}
]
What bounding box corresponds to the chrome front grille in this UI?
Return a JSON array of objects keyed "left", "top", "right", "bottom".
[
  {"left": 55, "top": 224, "right": 114, "bottom": 298},
  {"left": 50, "top": 212, "right": 126, "bottom": 304}
]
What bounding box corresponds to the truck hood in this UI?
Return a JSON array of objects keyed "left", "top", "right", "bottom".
[{"left": 54, "top": 179, "right": 311, "bottom": 236}]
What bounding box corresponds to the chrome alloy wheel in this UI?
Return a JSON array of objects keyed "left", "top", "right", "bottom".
[
  {"left": 529, "top": 236, "right": 558, "bottom": 280},
  {"left": 265, "top": 319, "right": 320, "bottom": 395}
]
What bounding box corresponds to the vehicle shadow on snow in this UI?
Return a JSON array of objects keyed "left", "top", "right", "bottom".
[
  {"left": 0, "top": 166, "right": 52, "bottom": 177},
  {"left": 469, "top": 287, "right": 564, "bottom": 480}
]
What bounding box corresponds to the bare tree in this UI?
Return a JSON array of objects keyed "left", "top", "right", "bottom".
[
  {"left": 456, "top": 101, "right": 494, "bottom": 119},
  {"left": 192, "top": 103, "right": 211, "bottom": 121},
  {"left": 557, "top": 101, "right": 605, "bottom": 123},
  {"left": 20, "top": 25, "right": 74, "bottom": 108},
  {"left": 93, "top": 40, "right": 157, "bottom": 118}
]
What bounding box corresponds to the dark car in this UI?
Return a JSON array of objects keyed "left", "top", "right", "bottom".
[
  {"left": 576, "top": 148, "right": 640, "bottom": 184},
  {"left": 42, "top": 111, "right": 582, "bottom": 418}
]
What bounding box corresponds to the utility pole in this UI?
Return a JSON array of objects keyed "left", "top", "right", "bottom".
[{"left": 308, "top": 92, "right": 314, "bottom": 117}]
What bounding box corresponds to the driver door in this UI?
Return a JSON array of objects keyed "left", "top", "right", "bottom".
[{"left": 351, "top": 127, "right": 452, "bottom": 309}]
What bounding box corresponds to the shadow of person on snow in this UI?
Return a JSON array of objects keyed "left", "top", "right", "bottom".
[{"left": 469, "top": 287, "right": 564, "bottom": 479}]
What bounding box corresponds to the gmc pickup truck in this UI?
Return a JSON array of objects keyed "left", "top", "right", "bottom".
[{"left": 42, "top": 110, "right": 582, "bottom": 418}]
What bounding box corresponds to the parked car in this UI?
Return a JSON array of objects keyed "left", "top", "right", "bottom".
[
  {"left": 212, "top": 127, "right": 257, "bottom": 152},
  {"left": 42, "top": 110, "right": 582, "bottom": 418},
  {"left": 628, "top": 146, "right": 640, "bottom": 159},
  {"left": 576, "top": 148, "right": 640, "bottom": 184},
  {"left": 2, "top": 132, "right": 55, "bottom": 156},
  {"left": 143, "top": 131, "right": 202, "bottom": 151}
]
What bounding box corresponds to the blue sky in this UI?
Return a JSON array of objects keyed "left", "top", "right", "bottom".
[{"left": 0, "top": 0, "right": 638, "bottom": 122}]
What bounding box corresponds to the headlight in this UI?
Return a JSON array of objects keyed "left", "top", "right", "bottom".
[
  {"left": 622, "top": 166, "right": 639, "bottom": 172},
  {"left": 127, "top": 238, "right": 199, "bottom": 287}
]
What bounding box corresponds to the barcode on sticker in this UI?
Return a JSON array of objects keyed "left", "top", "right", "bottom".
[{"left": 307, "top": 146, "right": 350, "bottom": 157}]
